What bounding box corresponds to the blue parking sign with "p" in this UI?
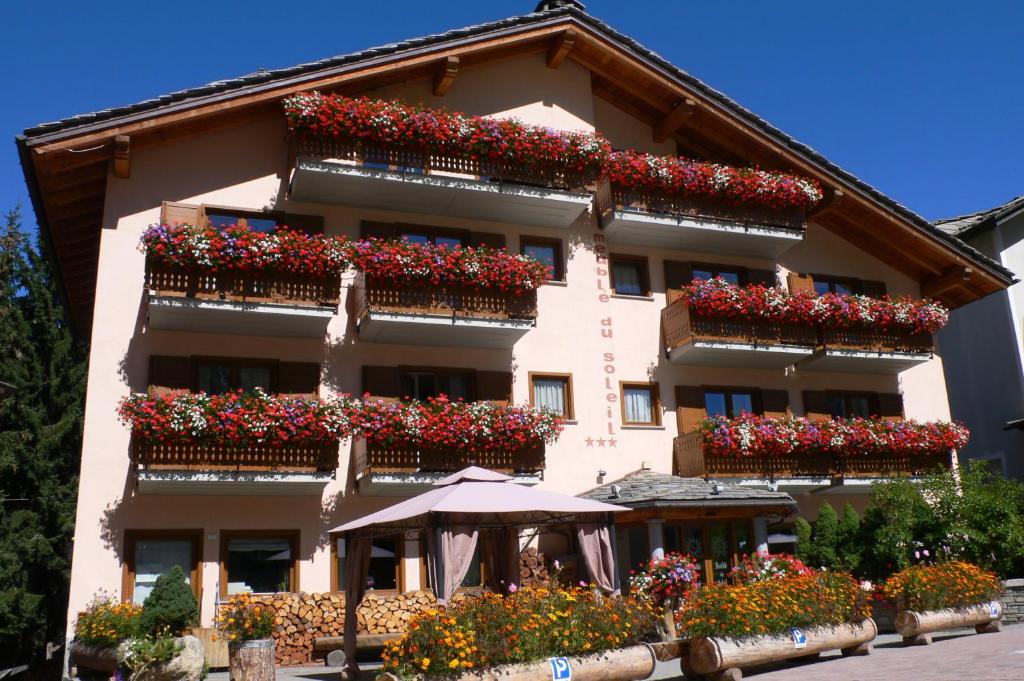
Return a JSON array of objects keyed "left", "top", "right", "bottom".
[
  {"left": 550, "top": 657, "right": 571, "bottom": 681},
  {"left": 790, "top": 627, "right": 807, "bottom": 649}
]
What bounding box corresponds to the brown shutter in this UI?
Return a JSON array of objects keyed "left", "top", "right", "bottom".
[
  {"left": 802, "top": 391, "right": 831, "bottom": 419},
  {"left": 876, "top": 393, "right": 905, "bottom": 421},
  {"left": 476, "top": 371, "right": 513, "bottom": 405},
  {"left": 748, "top": 269, "right": 779, "bottom": 287},
  {"left": 663, "top": 260, "right": 693, "bottom": 304},
  {"left": 788, "top": 272, "right": 815, "bottom": 294},
  {"left": 860, "top": 280, "right": 887, "bottom": 297},
  {"left": 160, "top": 202, "right": 201, "bottom": 226},
  {"left": 674, "top": 385, "right": 706, "bottom": 434},
  {"left": 360, "top": 221, "right": 397, "bottom": 240},
  {"left": 148, "top": 355, "right": 193, "bottom": 394},
  {"left": 362, "top": 366, "right": 401, "bottom": 399},
  {"left": 284, "top": 213, "right": 325, "bottom": 234},
  {"left": 278, "top": 362, "right": 321, "bottom": 397},
  {"left": 760, "top": 389, "right": 791, "bottom": 418},
  {"left": 469, "top": 232, "right": 507, "bottom": 251}
]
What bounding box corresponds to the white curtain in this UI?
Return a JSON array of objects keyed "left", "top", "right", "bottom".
[
  {"left": 624, "top": 387, "right": 653, "bottom": 423},
  {"left": 533, "top": 379, "right": 565, "bottom": 415},
  {"left": 133, "top": 539, "right": 192, "bottom": 604},
  {"left": 613, "top": 263, "right": 643, "bottom": 295}
]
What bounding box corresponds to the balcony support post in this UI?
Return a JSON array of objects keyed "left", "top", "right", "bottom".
[
  {"left": 646, "top": 518, "right": 666, "bottom": 560},
  {"left": 753, "top": 517, "right": 769, "bottom": 555},
  {"left": 402, "top": 531, "right": 422, "bottom": 591}
]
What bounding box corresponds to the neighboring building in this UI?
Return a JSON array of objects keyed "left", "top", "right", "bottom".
[
  {"left": 17, "top": 0, "right": 1012, "bottom": 658},
  {"left": 936, "top": 196, "right": 1024, "bottom": 478}
]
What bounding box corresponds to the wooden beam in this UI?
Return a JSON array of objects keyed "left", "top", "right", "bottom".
[
  {"left": 546, "top": 29, "right": 577, "bottom": 69},
  {"left": 431, "top": 56, "right": 459, "bottom": 97},
  {"left": 653, "top": 98, "right": 695, "bottom": 143},
  {"left": 113, "top": 135, "right": 130, "bottom": 178},
  {"left": 923, "top": 266, "right": 974, "bottom": 299},
  {"left": 807, "top": 187, "right": 844, "bottom": 221}
]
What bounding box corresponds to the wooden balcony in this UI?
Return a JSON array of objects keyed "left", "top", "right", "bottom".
[
  {"left": 145, "top": 260, "right": 339, "bottom": 338},
  {"left": 290, "top": 140, "right": 592, "bottom": 229},
  {"left": 354, "top": 275, "right": 537, "bottom": 349},
  {"left": 595, "top": 181, "right": 805, "bottom": 257},
  {"left": 797, "top": 327, "right": 933, "bottom": 374},
  {"left": 661, "top": 297, "right": 817, "bottom": 369},
  {"left": 673, "top": 431, "right": 949, "bottom": 489},
  {"left": 130, "top": 439, "right": 338, "bottom": 495},
  {"left": 352, "top": 438, "right": 544, "bottom": 495}
]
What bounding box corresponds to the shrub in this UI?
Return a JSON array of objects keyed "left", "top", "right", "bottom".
[
  {"left": 381, "top": 586, "right": 656, "bottom": 678},
  {"left": 882, "top": 561, "right": 1002, "bottom": 612},
  {"left": 628, "top": 552, "right": 701, "bottom": 606},
  {"left": 73, "top": 595, "right": 141, "bottom": 647},
  {"left": 137, "top": 566, "right": 198, "bottom": 637},
  {"left": 216, "top": 593, "right": 273, "bottom": 642},
  {"left": 677, "top": 571, "right": 869, "bottom": 638},
  {"left": 729, "top": 553, "right": 813, "bottom": 584}
]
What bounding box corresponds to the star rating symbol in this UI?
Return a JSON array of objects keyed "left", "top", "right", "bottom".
[
  {"left": 585, "top": 437, "right": 595, "bottom": 447},
  {"left": 597, "top": 438, "right": 607, "bottom": 447},
  {"left": 608, "top": 438, "right": 617, "bottom": 448}
]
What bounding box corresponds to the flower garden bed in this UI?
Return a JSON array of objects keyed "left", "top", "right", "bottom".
[{"left": 882, "top": 561, "right": 1004, "bottom": 645}]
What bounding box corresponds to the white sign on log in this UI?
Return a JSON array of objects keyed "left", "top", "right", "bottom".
[
  {"left": 550, "top": 657, "right": 572, "bottom": 681},
  {"left": 989, "top": 602, "right": 1000, "bottom": 618},
  {"left": 790, "top": 628, "right": 807, "bottom": 649}
]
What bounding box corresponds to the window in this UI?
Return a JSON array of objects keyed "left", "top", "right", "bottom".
[
  {"left": 206, "top": 209, "right": 279, "bottom": 233},
  {"left": 812, "top": 276, "right": 859, "bottom": 296},
  {"left": 620, "top": 382, "right": 660, "bottom": 425},
  {"left": 693, "top": 265, "right": 744, "bottom": 286},
  {"left": 398, "top": 226, "right": 468, "bottom": 248},
  {"left": 399, "top": 368, "right": 474, "bottom": 401},
  {"left": 221, "top": 531, "right": 298, "bottom": 596},
  {"left": 609, "top": 255, "right": 650, "bottom": 297},
  {"left": 520, "top": 237, "right": 564, "bottom": 281},
  {"left": 124, "top": 531, "right": 201, "bottom": 604},
  {"left": 460, "top": 544, "right": 484, "bottom": 588},
  {"left": 827, "top": 393, "right": 875, "bottom": 419},
  {"left": 704, "top": 389, "right": 756, "bottom": 418},
  {"left": 529, "top": 373, "right": 574, "bottom": 419},
  {"left": 662, "top": 521, "right": 754, "bottom": 584},
  {"left": 334, "top": 536, "right": 401, "bottom": 592},
  {"left": 196, "top": 359, "right": 274, "bottom": 394}
]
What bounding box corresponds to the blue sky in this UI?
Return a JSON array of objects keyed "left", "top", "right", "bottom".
[{"left": 4, "top": 0, "right": 1022, "bottom": 234}]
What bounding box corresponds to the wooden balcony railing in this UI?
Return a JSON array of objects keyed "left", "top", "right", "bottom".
[
  {"left": 131, "top": 439, "right": 340, "bottom": 473},
  {"left": 355, "top": 275, "right": 538, "bottom": 322},
  {"left": 819, "top": 326, "right": 934, "bottom": 355},
  {"left": 661, "top": 297, "right": 818, "bottom": 353},
  {"left": 352, "top": 438, "right": 545, "bottom": 478},
  {"left": 673, "top": 431, "right": 948, "bottom": 480},
  {"left": 145, "top": 259, "right": 341, "bottom": 307},
  {"left": 297, "top": 139, "right": 598, "bottom": 191},
  {"left": 594, "top": 180, "right": 808, "bottom": 231}
]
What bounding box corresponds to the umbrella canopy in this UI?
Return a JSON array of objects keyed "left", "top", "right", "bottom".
[{"left": 332, "top": 466, "right": 628, "bottom": 536}]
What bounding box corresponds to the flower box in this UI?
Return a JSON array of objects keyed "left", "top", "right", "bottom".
[
  {"left": 145, "top": 259, "right": 341, "bottom": 308},
  {"left": 360, "top": 277, "right": 538, "bottom": 321},
  {"left": 353, "top": 438, "right": 545, "bottom": 477},
  {"left": 229, "top": 639, "right": 275, "bottom": 681},
  {"left": 682, "top": 620, "right": 877, "bottom": 679},
  {"left": 69, "top": 642, "right": 118, "bottom": 675},
  {"left": 895, "top": 602, "right": 1003, "bottom": 645}
]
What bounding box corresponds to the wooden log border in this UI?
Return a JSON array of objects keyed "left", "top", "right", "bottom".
[{"left": 895, "top": 601, "right": 1003, "bottom": 646}]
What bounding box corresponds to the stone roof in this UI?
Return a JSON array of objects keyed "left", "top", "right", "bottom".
[
  {"left": 936, "top": 195, "right": 1024, "bottom": 240},
  {"left": 579, "top": 469, "right": 796, "bottom": 510}
]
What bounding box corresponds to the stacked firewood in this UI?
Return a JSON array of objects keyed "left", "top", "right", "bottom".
[{"left": 519, "top": 546, "right": 551, "bottom": 587}]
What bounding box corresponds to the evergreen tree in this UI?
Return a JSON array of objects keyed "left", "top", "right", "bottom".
[
  {"left": 138, "top": 566, "right": 199, "bottom": 637},
  {"left": 837, "top": 503, "right": 862, "bottom": 572},
  {"left": 793, "top": 517, "right": 813, "bottom": 563},
  {"left": 806, "top": 503, "right": 840, "bottom": 569},
  {"left": 0, "top": 208, "right": 87, "bottom": 666}
]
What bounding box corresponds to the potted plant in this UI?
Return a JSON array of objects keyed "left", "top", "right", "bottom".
[
  {"left": 217, "top": 592, "right": 275, "bottom": 681},
  {"left": 629, "top": 552, "right": 700, "bottom": 642},
  {"left": 70, "top": 595, "right": 142, "bottom": 676}
]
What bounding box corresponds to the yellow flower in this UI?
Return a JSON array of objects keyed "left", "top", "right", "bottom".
[
  {"left": 448, "top": 660, "right": 460, "bottom": 669},
  {"left": 420, "top": 658, "right": 431, "bottom": 669}
]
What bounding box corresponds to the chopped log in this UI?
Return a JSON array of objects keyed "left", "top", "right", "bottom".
[
  {"left": 314, "top": 633, "right": 403, "bottom": 652},
  {"left": 895, "top": 602, "right": 1002, "bottom": 642},
  {"left": 686, "top": 620, "right": 877, "bottom": 676},
  {"left": 229, "top": 639, "right": 275, "bottom": 681},
  {"left": 650, "top": 639, "right": 688, "bottom": 662}
]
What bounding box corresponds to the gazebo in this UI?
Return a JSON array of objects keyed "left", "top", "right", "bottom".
[{"left": 330, "top": 467, "right": 629, "bottom": 675}]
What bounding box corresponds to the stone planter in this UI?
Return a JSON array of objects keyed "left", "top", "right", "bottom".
[
  {"left": 683, "top": 620, "right": 877, "bottom": 680},
  {"left": 69, "top": 642, "right": 118, "bottom": 675},
  {"left": 378, "top": 644, "right": 657, "bottom": 681},
  {"left": 229, "top": 639, "right": 275, "bottom": 681},
  {"left": 118, "top": 635, "right": 205, "bottom": 681},
  {"left": 895, "top": 602, "right": 1002, "bottom": 645}
]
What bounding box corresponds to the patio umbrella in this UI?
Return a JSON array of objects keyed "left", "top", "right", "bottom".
[{"left": 330, "top": 466, "right": 629, "bottom": 676}]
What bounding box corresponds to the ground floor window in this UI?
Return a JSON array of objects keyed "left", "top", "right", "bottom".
[
  {"left": 220, "top": 531, "right": 298, "bottom": 596},
  {"left": 124, "top": 530, "right": 201, "bottom": 604},
  {"left": 333, "top": 536, "right": 402, "bottom": 592},
  {"left": 660, "top": 520, "right": 753, "bottom": 583}
]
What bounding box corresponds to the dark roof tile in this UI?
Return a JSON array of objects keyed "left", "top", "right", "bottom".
[{"left": 580, "top": 469, "right": 795, "bottom": 509}]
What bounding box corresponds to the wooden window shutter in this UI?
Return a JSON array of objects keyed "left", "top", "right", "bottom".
[
  {"left": 362, "top": 366, "right": 401, "bottom": 399},
  {"left": 802, "top": 391, "right": 831, "bottom": 419},
  {"left": 876, "top": 393, "right": 905, "bottom": 421},
  {"left": 476, "top": 371, "right": 513, "bottom": 405},
  {"left": 663, "top": 260, "right": 693, "bottom": 304},
  {"left": 760, "top": 389, "right": 791, "bottom": 418},
  {"left": 160, "top": 202, "right": 201, "bottom": 226},
  {"left": 860, "top": 280, "right": 887, "bottom": 297},
  {"left": 284, "top": 213, "right": 325, "bottom": 234},
  {"left": 747, "top": 269, "right": 779, "bottom": 287},
  {"left": 278, "top": 362, "right": 321, "bottom": 397},
  {"left": 787, "top": 272, "right": 815, "bottom": 294},
  {"left": 360, "top": 221, "right": 397, "bottom": 240},
  {"left": 469, "top": 232, "right": 507, "bottom": 251},
  {"left": 674, "top": 385, "right": 706, "bottom": 434},
  {"left": 148, "top": 355, "right": 193, "bottom": 394}
]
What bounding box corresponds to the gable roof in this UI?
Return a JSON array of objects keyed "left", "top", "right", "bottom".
[
  {"left": 580, "top": 469, "right": 796, "bottom": 510},
  {"left": 17, "top": 3, "right": 1014, "bottom": 334},
  {"left": 936, "top": 195, "right": 1024, "bottom": 241}
]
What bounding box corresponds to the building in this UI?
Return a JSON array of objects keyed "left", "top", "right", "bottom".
[
  {"left": 17, "top": 0, "right": 1012, "bottom": 660},
  {"left": 937, "top": 196, "right": 1024, "bottom": 478}
]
